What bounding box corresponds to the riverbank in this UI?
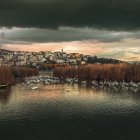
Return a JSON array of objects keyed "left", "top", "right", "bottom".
[
  {"left": 53, "top": 64, "right": 140, "bottom": 83},
  {"left": 0, "top": 66, "right": 15, "bottom": 85},
  {"left": 0, "top": 66, "right": 39, "bottom": 85},
  {"left": 1, "top": 64, "right": 140, "bottom": 88}
]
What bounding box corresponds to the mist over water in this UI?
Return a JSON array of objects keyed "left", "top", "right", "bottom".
[{"left": 0, "top": 84, "right": 140, "bottom": 140}]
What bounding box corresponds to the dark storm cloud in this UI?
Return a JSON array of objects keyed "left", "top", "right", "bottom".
[
  {"left": 2, "top": 27, "right": 138, "bottom": 43},
  {"left": 0, "top": 0, "right": 140, "bottom": 30}
]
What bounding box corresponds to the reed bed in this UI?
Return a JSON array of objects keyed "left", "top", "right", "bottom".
[
  {"left": 53, "top": 64, "right": 140, "bottom": 83},
  {"left": 0, "top": 66, "right": 39, "bottom": 85},
  {"left": 13, "top": 67, "right": 39, "bottom": 79},
  {"left": 0, "top": 66, "right": 15, "bottom": 85},
  {"left": 41, "top": 63, "right": 68, "bottom": 70}
]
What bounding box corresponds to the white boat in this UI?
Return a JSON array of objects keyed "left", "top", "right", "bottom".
[{"left": 31, "top": 86, "right": 39, "bottom": 90}]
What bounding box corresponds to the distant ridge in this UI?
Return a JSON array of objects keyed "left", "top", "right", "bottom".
[
  {"left": 87, "top": 56, "right": 126, "bottom": 64},
  {"left": 128, "top": 61, "right": 140, "bottom": 64},
  {"left": 0, "top": 49, "right": 13, "bottom": 52}
]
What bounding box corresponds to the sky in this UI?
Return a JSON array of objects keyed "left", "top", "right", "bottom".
[{"left": 0, "top": 0, "right": 140, "bottom": 61}]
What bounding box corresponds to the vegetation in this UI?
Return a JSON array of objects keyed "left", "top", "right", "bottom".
[
  {"left": 0, "top": 66, "right": 15, "bottom": 85},
  {"left": 53, "top": 64, "right": 140, "bottom": 83},
  {"left": 38, "top": 63, "right": 68, "bottom": 70},
  {"left": 1, "top": 64, "right": 139, "bottom": 85},
  {"left": 0, "top": 66, "right": 39, "bottom": 85},
  {"left": 13, "top": 67, "right": 39, "bottom": 79},
  {"left": 86, "top": 56, "right": 124, "bottom": 64}
]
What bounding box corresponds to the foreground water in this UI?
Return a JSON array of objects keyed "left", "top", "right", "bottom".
[{"left": 0, "top": 84, "right": 140, "bottom": 140}]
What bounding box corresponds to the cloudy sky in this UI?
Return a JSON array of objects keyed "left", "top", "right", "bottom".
[{"left": 0, "top": 0, "right": 140, "bottom": 61}]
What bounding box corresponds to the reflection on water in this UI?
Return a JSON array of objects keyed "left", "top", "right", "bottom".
[
  {"left": 0, "top": 86, "right": 11, "bottom": 104},
  {"left": 0, "top": 84, "right": 140, "bottom": 140}
]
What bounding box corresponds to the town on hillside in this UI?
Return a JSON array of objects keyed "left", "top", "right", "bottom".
[{"left": 0, "top": 49, "right": 123, "bottom": 69}]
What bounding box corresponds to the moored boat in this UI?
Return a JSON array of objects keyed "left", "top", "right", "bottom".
[{"left": 0, "top": 83, "right": 9, "bottom": 89}]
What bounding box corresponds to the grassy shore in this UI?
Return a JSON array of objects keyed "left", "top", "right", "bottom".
[
  {"left": 53, "top": 64, "right": 140, "bottom": 83},
  {"left": 13, "top": 67, "right": 39, "bottom": 80},
  {"left": 0, "top": 66, "right": 39, "bottom": 85},
  {"left": 1, "top": 64, "right": 139, "bottom": 85},
  {"left": 0, "top": 66, "right": 15, "bottom": 85}
]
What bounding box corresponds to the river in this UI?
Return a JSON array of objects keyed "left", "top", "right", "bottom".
[{"left": 0, "top": 84, "right": 140, "bottom": 140}]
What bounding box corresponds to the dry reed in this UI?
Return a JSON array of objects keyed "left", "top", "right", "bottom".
[
  {"left": 0, "top": 66, "right": 39, "bottom": 85},
  {"left": 0, "top": 66, "right": 15, "bottom": 85},
  {"left": 53, "top": 64, "right": 140, "bottom": 83},
  {"left": 13, "top": 67, "right": 39, "bottom": 79}
]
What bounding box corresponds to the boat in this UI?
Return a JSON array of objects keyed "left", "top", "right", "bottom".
[
  {"left": 31, "top": 86, "right": 38, "bottom": 90},
  {"left": 28, "top": 83, "right": 39, "bottom": 90},
  {"left": 0, "top": 83, "right": 9, "bottom": 89}
]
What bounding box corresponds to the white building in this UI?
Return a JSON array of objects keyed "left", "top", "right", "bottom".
[{"left": 56, "top": 59, "right": 65, "bottom": 64}]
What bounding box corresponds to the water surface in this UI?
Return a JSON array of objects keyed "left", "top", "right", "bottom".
[{"left": 0, "top": 84, "right": 140, "bottom": 140}]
